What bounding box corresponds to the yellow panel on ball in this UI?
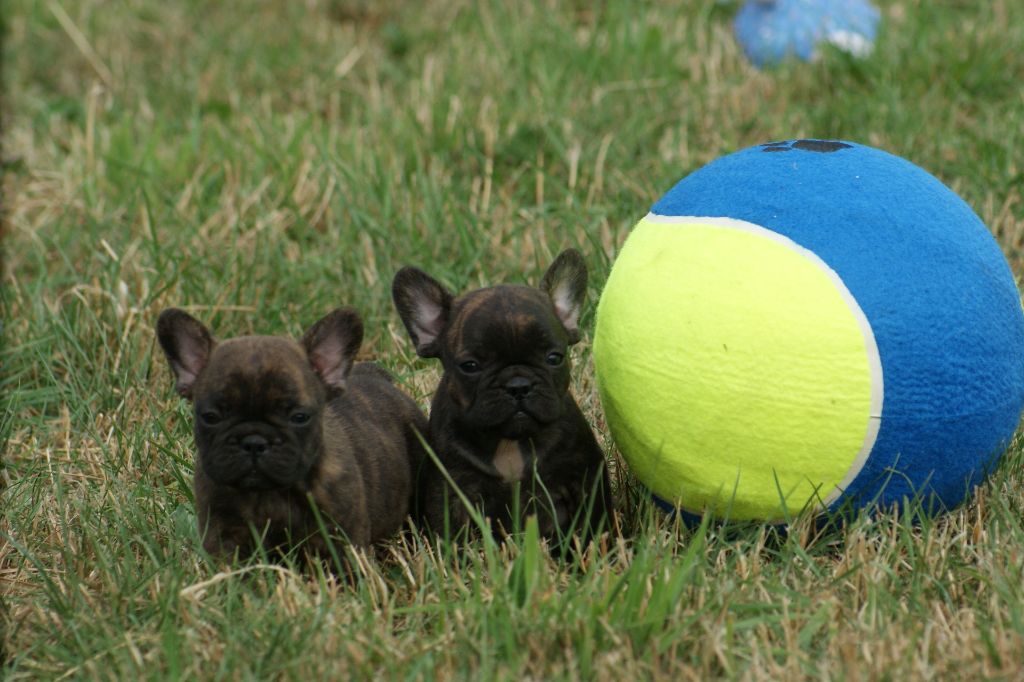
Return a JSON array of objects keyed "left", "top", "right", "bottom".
[{"left": 594, "top": 215, "right": 881, "bottom": 520}]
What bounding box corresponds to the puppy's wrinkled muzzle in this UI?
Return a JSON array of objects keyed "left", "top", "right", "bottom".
[{"left": 201, "top": 425, "right": 306, "bottom": 491}]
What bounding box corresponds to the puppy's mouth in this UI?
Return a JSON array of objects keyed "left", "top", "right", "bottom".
[
  {"left": 201, "top": 446, "right": 310, "bottom": 491},
  {"left": 512, "top": 405, "right": 534, "bottom": 421},
  {"left": 498, "top": 401, "right": 545, "bottom": 437},
  {"left": 232, "top": 468, "right": 280, "bottom": 491},
  {"left": 206, "top": 458, "right": 283, "bottom": 491},
  {"left": 465, "top": 383, "right": 564, "bottom": 436}
]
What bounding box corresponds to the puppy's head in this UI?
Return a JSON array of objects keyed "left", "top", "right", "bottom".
[
  {"left": 392, "top": 249, "right": 587, "bottom": 438},
  {"left": 156, "top": 307, "right": 363, "bottom": 490}
]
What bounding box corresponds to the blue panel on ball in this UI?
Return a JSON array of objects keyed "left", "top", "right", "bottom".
[
  {"left": 651, "top": 140, "right": 1024, "bottom": 512},
  {"left": 650, "top": 493, "right": 715, "bottom": 527}
]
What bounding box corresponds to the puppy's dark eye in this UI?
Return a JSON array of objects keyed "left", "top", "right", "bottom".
[
  {"left": 289, "top": 412, "right": 311, "bottom": 426},
  {"left": 459, "top": 360, "right": 482, "bottom": 374},
  {"left": 545, "top": 352, "right": 564, "bottom": 367},
  {"left": 199, "top": 410, "right": 222, "bottom": 425}
]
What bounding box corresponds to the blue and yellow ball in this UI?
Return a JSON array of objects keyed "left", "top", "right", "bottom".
[{"left": 594, "top": 140, "right": 1024, "bottom": 521}]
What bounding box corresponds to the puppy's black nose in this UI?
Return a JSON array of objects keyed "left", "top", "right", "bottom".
[
  {"left": 241, "top": 434, "right": 269, "bottom": 456},
  {"left": 504, "top": 377, "right": 533, "bottom": 399}
]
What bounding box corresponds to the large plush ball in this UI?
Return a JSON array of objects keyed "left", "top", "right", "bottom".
[
  {"left": 594, "top": 140, "right": 1024, "bottom": 522},
  {"left": 734, "top": 0, "right": 880, "bottom": 68}
]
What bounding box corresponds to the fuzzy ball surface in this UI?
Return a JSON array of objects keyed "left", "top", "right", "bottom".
[
  {"left": 594, "top": 139, "right": 1024, "bottom": 521},
  {"left": 734, "top": 0, "right": 880, "bottom": 67}
]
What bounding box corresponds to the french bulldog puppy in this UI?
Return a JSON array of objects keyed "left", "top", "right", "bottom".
[
  {"left": 156, "top": 307, "right": 427, "bottom": 558},
  {"left": 392, "top": 249, "right": 611, "bottom": 545}
]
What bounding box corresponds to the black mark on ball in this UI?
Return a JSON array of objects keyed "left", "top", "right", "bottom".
[
  {"left": 760, "top": 139, "right": 852, "bottom": 154},
  {"left": 793, "top": 139, "right": 852, "bottom": 153}
]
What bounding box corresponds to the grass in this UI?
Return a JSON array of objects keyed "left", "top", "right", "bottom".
[{"left": 4, "top": 0, "right": 1024, "bottom": 677}]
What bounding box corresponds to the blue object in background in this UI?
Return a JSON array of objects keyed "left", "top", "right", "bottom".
[{"left": 734, "top": 0, "right": 880, "bottom": 67}]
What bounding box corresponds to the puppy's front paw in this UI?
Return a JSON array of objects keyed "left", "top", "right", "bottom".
[{"left": 530, "top": 485, "right": 574, "bottom": 539}]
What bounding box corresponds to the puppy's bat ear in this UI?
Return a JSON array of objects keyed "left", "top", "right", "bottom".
[
  {"left": 302, "top": 307, "right": 364, "bottom": 392},
  {"left": 541, "top": 249, "right": 588, "bottom": 345},
  {"left": 391, "top": 267, "right": 452, "bottom": 358},
  {"left": 157, "top": 308, "right": 216, "bottom": 400}
]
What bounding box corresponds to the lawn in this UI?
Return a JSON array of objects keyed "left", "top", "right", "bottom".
[{"left": 4, "top": 0, "right": 1024, "bottom": 678}]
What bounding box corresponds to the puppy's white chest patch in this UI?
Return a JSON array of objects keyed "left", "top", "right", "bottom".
[{"left": 493, "top": 439, "right": 526, "bottom": 482}]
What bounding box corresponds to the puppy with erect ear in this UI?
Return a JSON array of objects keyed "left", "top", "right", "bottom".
[
  {"left": 392, "top": 249, "right": 612, "bottom": 549},
  {"left": 156, "top": 308, "right": 216, "bottom": 398},
  {"left": 156, "top": 306, "right": 427, "bottom": 560},
  {"left": 391, "top": 267, "right": 453, "bottom": 359},
  {"left": 301, "top": 307, "right": 363, "bottom": 393}
]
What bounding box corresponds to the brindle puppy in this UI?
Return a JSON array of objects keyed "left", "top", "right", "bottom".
[
  {"left": 157, "top": 307, "right": 427, "bottom": 558},
  {"left": 392, "top": 249, "right": 611, "bottom": 546}
]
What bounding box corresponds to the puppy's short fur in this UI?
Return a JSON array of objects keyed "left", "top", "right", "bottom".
[
  {"left": 157, "top": 307, "right": 427, "bottom": 558},
  {"left": 392, "top": 249, "right": 611, "bottom": 544}
]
